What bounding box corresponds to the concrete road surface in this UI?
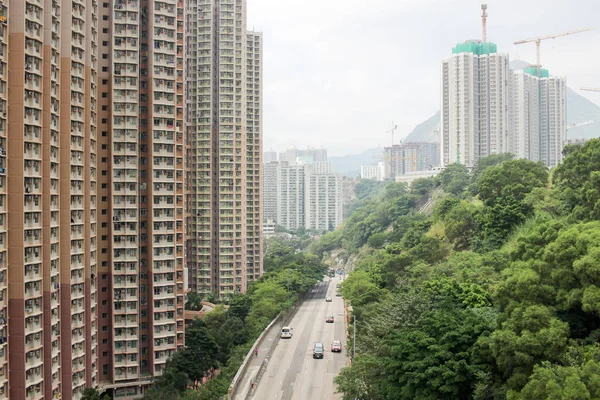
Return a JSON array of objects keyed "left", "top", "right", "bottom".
[{"left": 251, "top": 277, "right": 347, "bottom": 400}]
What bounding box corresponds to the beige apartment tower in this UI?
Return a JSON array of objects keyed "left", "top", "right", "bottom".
[
  {"left": 96, "top": 0, "right": 186, "bottom": 397},
  {"left": 186, "top": 0, "right": 263, "bottom": 297}
]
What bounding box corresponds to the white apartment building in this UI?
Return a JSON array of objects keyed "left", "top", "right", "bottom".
[
  {"left": 263, "top": 162, "right": 343, "bottom": 232},
  {"left": 276, "top": 164, "right": 308, "bottom": 231},
  {"left": 313, "top": 161, "right": 334, "bottom": 175},
  {"left": 539, "top": 74, "right": 567, "bottom": 168},
  {"left": 360, "top": 164, "right": 384, "bottom": 181},
  {"left": 263, "top": 162, "right": 279, "bottom": 223},
  {"left": 441, "top": 41, "right": 509, "bottom": 168},
  {"left": 305, "top": 174, "right": 343, "bottom": 231}
]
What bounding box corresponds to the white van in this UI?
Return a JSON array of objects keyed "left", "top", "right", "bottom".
[{"left": 281, "top": 326, "right": 293, "bottom": 338}]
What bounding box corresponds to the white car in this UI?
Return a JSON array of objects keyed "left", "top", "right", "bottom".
[
  {"left": 326, "top": 297, "right": 332, "bottom": 302},
  {"left": 281, "top": 326, "right": 293, "bottom": 338}
]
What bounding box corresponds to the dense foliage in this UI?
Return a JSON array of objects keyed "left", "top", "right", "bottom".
[
  {"left": 324, "top": 140, "right": 600, "bottom": 399},
  {"left": 145, "top": 236, "right": 326, "bottom": 400}
]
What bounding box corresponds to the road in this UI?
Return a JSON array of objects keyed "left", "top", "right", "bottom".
[{"left": 251, "top": 277, "right": 347, "bottom": 400}]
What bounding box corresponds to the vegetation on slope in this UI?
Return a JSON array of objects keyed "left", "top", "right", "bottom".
[{"left": 319, "top": 140, "right": 600, "bottom": 400}]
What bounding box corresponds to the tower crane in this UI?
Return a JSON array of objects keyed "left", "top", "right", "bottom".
[
  {"left": 514, "top": 28, "right": 595, "bottom": 77},
  {"left": 581, "top": 87, "right": 600, "bottom": 92}
]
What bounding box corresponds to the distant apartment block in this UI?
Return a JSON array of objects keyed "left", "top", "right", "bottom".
[
  {"left": 304, "top": 173, "right": 344, "bottom": 231},
  {"left": 441, "top": 39, "right": 566, "bottom": 169},
  {"left": 279, "top": 147, "right": 327, "bottom": 163},
  {"left": 441, "top": 41, "right": 510, "bottom": 168},
  {"left": 263, "top": 162, "right": 343, "bottom": 232},
  {"left": 263, "top": 151, "right": 277, "bottom": 163},
  {"left": 508, "top": 67, "right": 567, "bottom": 168},
  {"left": 360, "top": 163, "right": 384, "bottom": 181},
  {"left": 384, "top": 142, "right": 440, "bottom": 179},
  {"left": 185, "top": 0, "right": 263, "bottom": 297}
]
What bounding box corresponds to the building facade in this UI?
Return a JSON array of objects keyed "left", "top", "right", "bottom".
[
  {"left": 304, "top": 173, "right": 343, "bottom": 231},
  {"left": 276, "top": 164, "right": 308, "bottom": 231},
  {"left": 279, "top": 147, "right": 327, "bottom": 163},
  {"left": 95, "top": 0, "right": 187, "bottom": 396},
  {"left": 5, "top": 0, "right": 99, "bottom": 398},
  {"left": 384, "top": 142, "right": 440, "bottom": 178},
  {"left": 441, "top": 41, "right": 509, "bottom": 168},
  {"left": 185, "top": 0, "right": 263, "bottom": 297},
  {"left": 263, "top": 162, "right": 343, "bottom": 232},
  {"left": 262, "top": 162, "right": 279, "bottom": 223},
  {"left": 360, "top": 164, "right": 384, "bottom": 181}
]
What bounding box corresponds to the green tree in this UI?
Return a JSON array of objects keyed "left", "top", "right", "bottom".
[
  {"left": 341, "top": 270, "right": 384, "bottom": 306},
  {"left": 444, "top": 201, "right": 480, "bottom": 250},
  {"left": 438, "top": 163, "right": 470, "bottom": 195},
  {"left": 82, "top": 388, "right": 109, "bottom": 400},
  {"left": 185, "top": 292, "right": 203, "bottom": 311},
  {"left": 367, "top": 232, "right": 388, "bottom": 249},
  {"left": 554, "top": 138, "right": 600, "bottom": 220}
]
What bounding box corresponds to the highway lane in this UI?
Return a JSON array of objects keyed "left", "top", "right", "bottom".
[{"left": 251, "top": 276, "right": 347, "bottom": 400}]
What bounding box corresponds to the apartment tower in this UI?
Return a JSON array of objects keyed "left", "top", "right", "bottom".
[
  {"left": 6, "top": 0, "right": 99, "bottom": 397},
  {"left": 441, "top": 41, "right": 509, "bottom": 168},
  {"left": 95, "top": 0, "right": 186, "bottom": 396},
  {"left": 186, "top": 0, "right": 263, "bottom": 297}
]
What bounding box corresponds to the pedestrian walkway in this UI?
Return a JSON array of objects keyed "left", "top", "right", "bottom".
[{"left": 234, "top": 321, "right": 281, "bottom": 400}]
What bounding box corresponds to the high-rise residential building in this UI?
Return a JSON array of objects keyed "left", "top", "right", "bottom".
[
  {"left": 185, "top": 0, "right": 263, "bottom": 297},
  {"left": 246, "top": 30, "right": 263, "bottom": 283},
  {"left": 304, "top": 173, "right": 343, "bottom": 231},
  {"left": 277, "top": 164, "right": 308, "bottom": 231},
  {"left": 384, "top": 142, "right": 441, "bottom": 178},
  {"left": 263, "top": 150, "right": 277, "bottom": 164},
  {"left": 441, "top": 41, "right": 509, "bottom": 168},
  {"left": 263, "top": 162, "right": 343, "bottom": 232},
  {"left": 95, "top": 0, "right": 186, "bottom": 395},
  {"left": 262, "top": 162, "right": 279, "bottom": 223},
  {"left": 538, "top": 72, "right": 567, "bottom": 168},
  {"left": 5, "top": 0, "right": 98, "bottom": 398},
  {"left": 508, "top": 69, "right": 540, "bottom": 161}
]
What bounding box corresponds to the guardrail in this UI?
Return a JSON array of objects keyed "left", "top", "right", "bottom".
[{"left": 227, "top": 291, "right": 309, "bottom": 400}]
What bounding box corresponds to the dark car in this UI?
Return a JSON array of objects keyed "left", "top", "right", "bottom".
[
  {"left": 313, "top": 342, "right": 324, "bottom": 359},
  {"left": 331, "top": 340, "right": 342, "bottom": 352},
  {"left": 326, "top": 315, "right": 334, "bottom": 323}
]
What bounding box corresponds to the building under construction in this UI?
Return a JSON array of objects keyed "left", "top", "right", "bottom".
[{"left": 384, "top": 142, "right": 440, "bottom": 179}]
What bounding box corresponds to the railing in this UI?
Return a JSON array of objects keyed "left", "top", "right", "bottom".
[{"left": 227, "top": 291, "right": 309, "bottom": 400}]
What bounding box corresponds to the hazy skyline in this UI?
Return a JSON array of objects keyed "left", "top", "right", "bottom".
[{"left": 248, "top": 0, "right": 600, "bottom": 156}]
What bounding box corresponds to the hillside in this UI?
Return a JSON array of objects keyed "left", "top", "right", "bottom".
[{"left": 314, "top": 142, "right": 600, "bottom": 399}]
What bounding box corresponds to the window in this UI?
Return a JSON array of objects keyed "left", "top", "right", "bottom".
[
  {"left": 102, "top": 15, "right": 108, "bottom": 21},
  {"left": 102, "top": 313, "right": 108, "bottom": 319},
  {"left": 103, "top": 352, "right": 109, "bottom": 357},
  {"left": 103, "top": 364, "right": 108, "bottom": 375},
  {"left": 102, "top": 326, "right": 108, "bottom": 331},
  {"left": 102, "top": 300, "right": 108, "bottom": 306},
  {"left": 102, "top": 170, "right": 107, "bottom": 176},
  {"left": 102, "top": 79, "right": 108, "bottom": 85},
  {"left": 102, "top": 261, "right": 108, "bottom": 267},
  {"left": 102, "top": 131, "right": 108, "bottom": 137},
  {"left": 102, "top": 41, "right": 108, "bottom": 47},
  {"left": 102, "top": 28, "right": 108, "bottom": 34},
  {"left": 102, "top": 54, "right": 108, "bottom": 59},
  {"left": 102, "top": 287, "right": 107, "bottom": 292},
  {"left": 101, "top": 144, "right": 107, "bottom": 150},
  {"left": 102, "top": 249, "right": 107, "bottom": 254},
  {"left": 102, "top": 106, "right": 107, "bottom": 111},
  {"left": 101, "top": 91, "right": 107, "bottom": 97},
  {"left": 101, "top": 210, "right": 107, "bottom": 215}
]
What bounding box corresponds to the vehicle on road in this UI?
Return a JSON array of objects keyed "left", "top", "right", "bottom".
[
  {"left": 313, "top": 342, "right": 324, "bottom": 359},
  {"left": 325, "top": 297, "right": 332, "bottom": 302},
  {"left": 281, "top": 326, "right": 293, "bottom": 338},
  {"left": 331, "top": 340, "right": 342, "bottom": 352},
  {"left": 326, "top": 315, "right": 334, "bottom": 323},
  {"left": 335, "top": 291, "right": 342, "bottom": 297}
]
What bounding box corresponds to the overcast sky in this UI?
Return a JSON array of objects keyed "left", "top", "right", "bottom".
[{"left": 248, "top": 0, "right": 600, "bottom": 156}]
